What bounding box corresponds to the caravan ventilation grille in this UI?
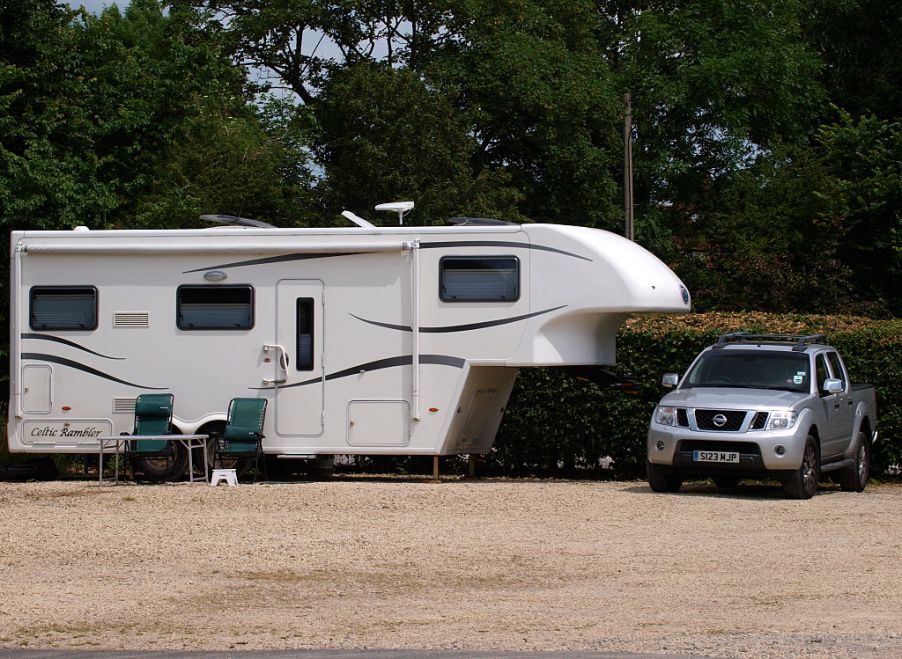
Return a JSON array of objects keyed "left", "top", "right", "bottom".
[
  {"left": 113, "top": 312, "right": 150, "bottom": 328},
  {"left": 113, "top": 397, "right": 137, "bottom": 414}
]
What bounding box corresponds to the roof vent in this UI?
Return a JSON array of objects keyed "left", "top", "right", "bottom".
[
  {"left": 448, "top": 217, "right": 517, "bottom": 226},
  {"left": 200, "top": 214, "right": 276, "bottom": 229}
]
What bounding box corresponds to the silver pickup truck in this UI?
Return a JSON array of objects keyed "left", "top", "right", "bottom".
[{"left": 647, "top": 333, "right": 878, "bottom": 499}]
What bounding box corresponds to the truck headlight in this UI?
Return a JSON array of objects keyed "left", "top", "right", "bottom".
[
  {"left": 654, "top": 406, "right": 677, "bottom": 427},
  {"left": 767, "top": 411, "right": 799, "bottom": 430}
]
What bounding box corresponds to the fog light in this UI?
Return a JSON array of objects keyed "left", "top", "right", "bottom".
[
  {"left": 656, "top": 440, "right": 665, "bottom": 451},
  {"left": 774, "top": 445, "right": 786, "bottom": 456}
]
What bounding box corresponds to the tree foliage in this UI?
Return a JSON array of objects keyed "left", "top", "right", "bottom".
[{"left": 1, "top": 0, "right": 900, "bottom": 465}]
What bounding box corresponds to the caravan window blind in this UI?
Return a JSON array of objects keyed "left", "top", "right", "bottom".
[
  {"left": 177, "top": 285, "right": 254, "bottom": 330},
  {"left": 440, "top": 257, "right": 520, "bottom": 302},
  {"left": 296, "top": 298, "right": 314, "bottom": 370},
  {"left": 30, "top": 287, "right": 98, "bottom": 330}
]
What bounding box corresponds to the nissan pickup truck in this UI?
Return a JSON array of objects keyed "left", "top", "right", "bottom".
[{"left": 647, "top": 333, "right": 878, "bottom": 499}]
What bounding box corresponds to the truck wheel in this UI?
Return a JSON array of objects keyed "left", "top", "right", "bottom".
[
  {"left": 713, "top": 476, "right": 740, "bottom": 488},
  {"left": 782, "top": 436, "right": 820, "bottom": 499},
  {"left": 838, "top": 431, "right": 870, "bottom": 493},
  {"left": 647, "top": 461, "right": 683, "bottom": 493}
]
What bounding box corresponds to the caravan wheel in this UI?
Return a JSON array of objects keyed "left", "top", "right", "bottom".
[
  {"left": 132, "top": 427, "right": 188, "bottom": 482},
  {"left": 200, "top": 421, "right": 253, "bottom": 479}
]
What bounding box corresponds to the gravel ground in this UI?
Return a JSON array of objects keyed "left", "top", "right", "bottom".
[{"left": 0, "top": 477, "right": 900, "bottom": 657}]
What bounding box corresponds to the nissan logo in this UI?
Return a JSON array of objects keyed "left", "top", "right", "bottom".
[{"left": 712, "top": 414, "right": 729, "bottom": 427}]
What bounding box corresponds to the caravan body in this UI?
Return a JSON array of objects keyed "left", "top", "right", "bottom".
[{"left": 7, "top": 222, "right": 690, "bottom": 460}]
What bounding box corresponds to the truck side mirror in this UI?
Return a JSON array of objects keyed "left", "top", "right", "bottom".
[
  {"left": 823, "top": 378, "right": 843, "bottom": 394},
  {"left": 661, "top": 373, "right": 679, "bottom": 388}
]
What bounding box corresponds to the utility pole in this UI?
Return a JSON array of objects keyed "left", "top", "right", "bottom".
[{"left": 623, "top": 92, "right": 634, "bottom": 241}]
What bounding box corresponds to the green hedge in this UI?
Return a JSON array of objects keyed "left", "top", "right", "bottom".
[{"left": 491, "top": 312, "right": 902, "bottom": 477}]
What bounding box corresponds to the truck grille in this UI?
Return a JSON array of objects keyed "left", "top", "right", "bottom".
[
  {"left": 695, "top": 409, "right": 747, "bottom": 431},
  {"left": 750, "top": 412, "right": 768, "bottom": 430},
  {"left": 677, "top": 408, "right": 689, "bottom": 427}
]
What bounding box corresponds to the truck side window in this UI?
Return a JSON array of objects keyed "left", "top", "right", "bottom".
[
  {"left": 826, "top": 352, "right": 846, "bottom": 389},
  {"left": 439, "top": 256, "right": 519, "bottom": 302},
  {"left": 30, "top": 286, "right": 98, "bottom": 331},
  {"left": 296, "top": 298, "right": 314, "bottom": 371},
  {"left": 815, "top": 355, "right": 830, "bottom": 396},
  {"left": 177, "top": 285, "right": 253, "bottom": 330}
]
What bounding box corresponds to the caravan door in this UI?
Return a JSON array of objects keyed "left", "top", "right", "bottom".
[{"left": 274, "top": 279, "right": 324, "bottom": 436}]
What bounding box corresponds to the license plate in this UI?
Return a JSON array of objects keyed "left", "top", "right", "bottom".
[{"left": 693, "top": 450, "right": 740, "bottom": 463}]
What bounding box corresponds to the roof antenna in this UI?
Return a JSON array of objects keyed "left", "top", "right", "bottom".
[
  {"left": 375, "top": 201, "right": 415, "bottom": 225},
  {"left": 200, "top": 214, "right": 276, "bottom": 229},
  {"left": 341, "top": 210, "right": 375, "bottom": 228}
]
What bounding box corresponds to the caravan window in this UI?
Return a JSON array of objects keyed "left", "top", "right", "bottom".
[
  {"left": 177, "top": 285, "right": 254, "bottom": 330},
  {"left": 439, "top": 257, "right": 519, "bottom": 302},
  {"left": 30, "top": 286, "right": 98, "bottom": 330},
  {"left": 295, "top": 298, "right": 314, "bottom": 371}
]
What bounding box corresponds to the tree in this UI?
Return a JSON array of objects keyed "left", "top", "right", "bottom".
[
  {"left": 802, "top": 0, "right": 902, "bottom": 122},
  {"left": 316, "top": 62, "right": 522, "bottom": 223}
]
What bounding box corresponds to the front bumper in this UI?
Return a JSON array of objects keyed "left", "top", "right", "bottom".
[{"left": 647, "top": 422, "right": 809, "bottom": 473}]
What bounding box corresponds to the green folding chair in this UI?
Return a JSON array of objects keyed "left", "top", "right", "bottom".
[
  {"left": 212, "top": 398, "right": 267, "bottom": 481},
  {"left": 126, "top": 393, "right": 184, "bottom": 481}
]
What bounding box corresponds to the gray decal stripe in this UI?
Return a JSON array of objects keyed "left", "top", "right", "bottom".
[
  {"left": 251, "top": 354, "right": 465, "bottom": 390},
  {"left": 185, "top": 240, "right": 590, "bottom": 273},
  {"left": 419, "top": 240, "right": 592, "bottom": 261},
  {"left": 21, "top": 353, "right": 168, "bottom": 390},
  {"left": 21, "top": 333, "right": 125, "bottom": 360},
  {"left": 182, "top": 252, "right": 355, "bottom": 274},
  {"left": 350, "top": 305, "right": 568, "bottom": 333}
]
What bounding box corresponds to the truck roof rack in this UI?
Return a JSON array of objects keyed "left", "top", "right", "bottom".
[{"left": 713, "top": 332, "right": 827, "bottom": 352}]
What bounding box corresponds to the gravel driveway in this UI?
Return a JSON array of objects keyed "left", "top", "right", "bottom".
[{"left": 0, "top": 478, "right": 899, "bottom": 657}]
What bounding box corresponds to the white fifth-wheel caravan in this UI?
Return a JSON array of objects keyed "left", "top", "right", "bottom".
[{"left": 8, "top": 207, "right": 691, "bottom": 479}]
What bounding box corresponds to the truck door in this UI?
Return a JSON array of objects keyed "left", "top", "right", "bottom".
[
  {"left": 816, "top": 353, "right": 845, "bottom": 459},
  {"left": 826, "top": 351, "right": 855, "bottom": 449},
  {"left": 274, "top": 280, "right": 324, "bottom": 436}
]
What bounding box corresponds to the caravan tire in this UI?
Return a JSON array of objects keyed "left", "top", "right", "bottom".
[
  {"left": 198, "top": 421, "right": 253, "bottom": 479},
  {"left": 132, "top": 442, "right": 188, "bottom": 483},
  {"left": 309, "top": 455, "right": 335, "bottom": 480}
]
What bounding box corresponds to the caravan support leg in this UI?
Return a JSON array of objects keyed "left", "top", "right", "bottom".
[
  {"left": 432, "top": 456, "right": 440, "bottom": 483},
  {"left": 468, "top": 454, "right": 477, "bottom": 478}
]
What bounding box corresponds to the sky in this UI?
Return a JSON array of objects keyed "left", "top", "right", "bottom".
[{"left": 70, "top": 1, "right": 121, "bottom": 13}]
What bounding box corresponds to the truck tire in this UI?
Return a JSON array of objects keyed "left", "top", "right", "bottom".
[
  {"left": 837, "top": 431, "right": 870, "bottom": 493},
  {"left": 647, "top": 461, "right": 683, "bottom": 493},
  {"left": 782, "top": 436, "right": 820, "bottom": 499}
]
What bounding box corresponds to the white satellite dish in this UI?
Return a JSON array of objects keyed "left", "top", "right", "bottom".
[{"left": 375, "top": 201, "right": 415, "bottom": 225}]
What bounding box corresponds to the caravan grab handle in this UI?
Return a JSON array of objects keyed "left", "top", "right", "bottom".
[{"left": 262, "top": 344, "right": 288, "bottom": 386}]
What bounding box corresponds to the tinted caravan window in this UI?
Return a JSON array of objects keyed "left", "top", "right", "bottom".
[
  {"left": 296, "top": 298, "right": 314, "bottom": 371},
  {"left": 177, "top": 286, "right": 253, "bottom": 330},
  {"left": 439, "top": 257, "right": 519, "bottom": 302},
  {"left": 30, "top": 287, "right": 97, "bottom": 330}
]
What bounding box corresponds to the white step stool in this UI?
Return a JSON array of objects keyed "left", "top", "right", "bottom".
[{"left": 209, "top": 468, "right": 238, "bottom": 486}]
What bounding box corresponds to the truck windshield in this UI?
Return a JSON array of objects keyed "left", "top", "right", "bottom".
[{"left": 683, "top": 350, "right": 811, "bottom": 393}]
